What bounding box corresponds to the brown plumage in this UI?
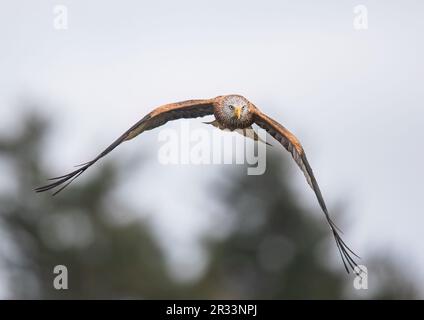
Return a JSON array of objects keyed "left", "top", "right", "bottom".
[{"left": 35, "top": 94, "right": 360, "bottom": 274}]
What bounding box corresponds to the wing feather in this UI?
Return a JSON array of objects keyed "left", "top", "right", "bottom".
[
  {"left": 35, "top": 99, "right": 216, "bottom": 195},
  {"left": 253, "top": 109, "right": 361, "bottom": 274}
]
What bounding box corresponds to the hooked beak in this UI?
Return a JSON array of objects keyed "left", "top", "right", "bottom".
[{"left": 234, "top": 106, "right": 242, "bottom": 119}]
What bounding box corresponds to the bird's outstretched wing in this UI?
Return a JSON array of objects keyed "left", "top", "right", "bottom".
[
  {"left": 35, "top": 98, "right": 216, "bottom": 195},
  {"left": 253, "top": 109, "right": 360, "bottom": 274}
]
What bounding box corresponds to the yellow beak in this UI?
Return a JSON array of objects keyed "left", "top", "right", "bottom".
[{"left": 234, "top": 106, "right": 242, "bottom": 119}]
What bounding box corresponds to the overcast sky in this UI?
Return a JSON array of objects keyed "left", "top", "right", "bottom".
[{"left": 1, "top": 0, "right": 423, "bottom": 296}]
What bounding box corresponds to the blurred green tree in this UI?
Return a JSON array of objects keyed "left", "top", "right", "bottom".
[
  {"left": 0, "top": 113, "right": 175, "bottom": 299},
  {"left": 193, "top": 152, "right": 419, "bottom": 299}
]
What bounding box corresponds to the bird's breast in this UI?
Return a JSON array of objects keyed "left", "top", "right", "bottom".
[{"left": 214, "top": 115, "right": 252, "bottom": 130}]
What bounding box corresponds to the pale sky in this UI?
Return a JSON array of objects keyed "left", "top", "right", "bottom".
[{"left": 1, "top": 0, "right": 423, "bottom": 297}]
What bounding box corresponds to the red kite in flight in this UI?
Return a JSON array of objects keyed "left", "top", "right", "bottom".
[{"left": 36, "top": 94, "right": 360, "bottom": 273}]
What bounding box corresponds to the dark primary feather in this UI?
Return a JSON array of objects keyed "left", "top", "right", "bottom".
[
  {"left": 34, "top": 114, "right": 152, "bottom": 195},
  {"left": 35, "top": 99, "right": 215, "bottom": 195},
  {"left": 254, "top": 110, "right": 361, "bottom": 274}
]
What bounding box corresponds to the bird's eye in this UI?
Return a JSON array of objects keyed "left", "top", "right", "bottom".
[
  {"left": 228, "top": 105, "right": 234, "bottom": 109},
  {"left": 243, "top": 105, "right": 247, "bottom": 109}
]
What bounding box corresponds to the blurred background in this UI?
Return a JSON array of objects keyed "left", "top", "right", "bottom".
[{"left": 0, "top": 0, "right": 423, "bottom": 299}]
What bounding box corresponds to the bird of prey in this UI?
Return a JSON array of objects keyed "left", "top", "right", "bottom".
[{"left": 35, "top": 94, "right": 359, "bottom": 273}]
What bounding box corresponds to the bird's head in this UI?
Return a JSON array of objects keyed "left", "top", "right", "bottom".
[{"left": 219, "top": 95, "right": 253, "bottom": 127}]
